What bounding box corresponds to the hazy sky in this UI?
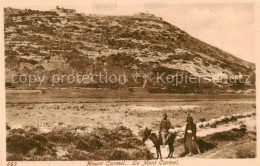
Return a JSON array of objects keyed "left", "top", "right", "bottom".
[{"left": 3, "top": 0, "right": 257, "bottom": 62}]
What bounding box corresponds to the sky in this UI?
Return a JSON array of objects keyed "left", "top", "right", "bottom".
[{"left": 3, "top": 0, "right": 258, "bottom": 62}]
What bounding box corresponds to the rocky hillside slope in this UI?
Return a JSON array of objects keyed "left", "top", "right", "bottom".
[{"left": 4, "top": 8, "right": 255, "bottom": 93}]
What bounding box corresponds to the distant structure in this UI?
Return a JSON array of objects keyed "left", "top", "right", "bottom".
[
  {"left": 133, "top": 11, "right": 162, "bottom": 20},
  {"left": 53, "top": 6, "right": 76, "bottom": 16}
]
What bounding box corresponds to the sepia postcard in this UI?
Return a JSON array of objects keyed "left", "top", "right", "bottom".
[{"left": 0, "top": 0, "right": 259, "bottom": 166}]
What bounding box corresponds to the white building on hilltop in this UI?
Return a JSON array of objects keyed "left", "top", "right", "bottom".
[
  {"left": 133, "top": 12, "right": 162, "bottom": 20},
  {"left": 53, "top": 6, "right": 76, "bottom": 16}
]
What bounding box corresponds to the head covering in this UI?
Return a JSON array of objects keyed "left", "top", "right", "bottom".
[
  {"left": 186, "top": 113, "right": 193, "bottom": 122},
  {"left": 163, "top": 113, "right": 167, "bottom": 118}
]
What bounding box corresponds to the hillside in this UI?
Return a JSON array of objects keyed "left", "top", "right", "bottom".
[{"left": 4, "top": 7, "right": 255, "bottom": 93}]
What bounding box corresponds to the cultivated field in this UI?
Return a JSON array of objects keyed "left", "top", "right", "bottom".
[{"left": 6, "top": 89, "right": 256, "bottom": 160}]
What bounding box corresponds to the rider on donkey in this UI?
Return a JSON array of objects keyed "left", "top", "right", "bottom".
[{"left": 159, "top": 113, "right": 171, "bottom": 147}]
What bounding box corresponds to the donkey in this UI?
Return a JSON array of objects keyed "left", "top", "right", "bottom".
[{"left": 142, "top": 127, "right": 177, "bottom": 159}]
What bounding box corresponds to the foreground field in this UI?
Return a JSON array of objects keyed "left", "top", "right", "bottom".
[{"left": 6, "top": 90, "right": 256, "bottom": 160}]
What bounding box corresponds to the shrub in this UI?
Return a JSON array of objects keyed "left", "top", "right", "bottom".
[
  {"left": 109, "top": 150, "right": 130, "bottom": 160},
  {"left": 210, "top": 128, "right": 246, "bottom": 141},
  {"left": 117, "top": 137, "right": 143, "bottom": 148},
  {"left": 5, "top": 82, "right": 14, "bottom": 88},
  {"left": 7, "top": 134, "right": 46, "bottom": 155},
  {"left": 240, "top": 124, "right": 247, "bottom": 129},
  {"left": 200, "top": 118, "right": 206, "bottom": 122},
  {"left": 76, "top": 139, "right": 90, "bottom": 151},
  {"left": 6, "top": 124, "right": 11, "bottom": 130},
  {"left": 236, "top": 146, "right": 256, "bottom": 158}
]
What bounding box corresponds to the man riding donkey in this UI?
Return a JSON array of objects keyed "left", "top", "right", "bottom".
[
  {"left": 142, "top": 113, "right": 177, "bottom": 159},
  {"left": 159, "top": 113, "right": 171, "bottom": 147}
]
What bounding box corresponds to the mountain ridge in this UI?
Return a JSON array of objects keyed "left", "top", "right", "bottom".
[{"left": 4, "top": 7, "right": 255, "bottom": 93}]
